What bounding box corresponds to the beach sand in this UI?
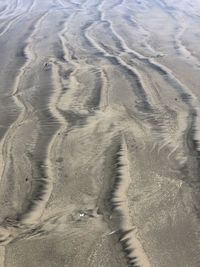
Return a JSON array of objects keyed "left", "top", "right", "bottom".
[{"left": 0, "top": 0, "right": 200, "bottom": 266}]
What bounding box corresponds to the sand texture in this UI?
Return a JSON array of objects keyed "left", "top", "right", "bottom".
[{"left": 0, "top": 0, "right": 200, "bottom": 266}]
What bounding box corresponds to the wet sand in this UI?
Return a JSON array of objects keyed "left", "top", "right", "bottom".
[{"left": 0, "top": 0, "right": 200, "bottom": 266}]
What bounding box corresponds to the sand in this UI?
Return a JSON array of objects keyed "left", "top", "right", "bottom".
[{"left": 0, "top": 0, "right": 200, "bottom": 266}]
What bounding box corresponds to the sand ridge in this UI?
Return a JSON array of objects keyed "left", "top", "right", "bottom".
[{"left": 0, "top": 0, "right": 200, "bottom": 266}]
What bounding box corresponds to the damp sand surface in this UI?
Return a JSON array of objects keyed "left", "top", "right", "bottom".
[{"left": 0, "top": 0, "right": 200, "bottom": 266}]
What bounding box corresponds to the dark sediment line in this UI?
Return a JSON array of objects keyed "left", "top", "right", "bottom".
[
  {"left": 186, "top": 110, "right": 198, "bottom": 158},
  {"left": 83, "top": 29, "right": 153, "bottom": 112},
  {"left": 59, "top": 110, "right": 87, "bottom": 128},
  {"left": 85, "top": 68, "right": 102, "bottom": 110},
  {"left": 100, "top": 136, "right": 144, "bottom": 267},
  {"left": 86, "top": 5, "right": 154, "bottom": 112},
  {"left": 183, "top": 108, "right": 200, "bottom": 187},
  {"left": 54, "top": 39, "right": 67, "bottom": 62}
]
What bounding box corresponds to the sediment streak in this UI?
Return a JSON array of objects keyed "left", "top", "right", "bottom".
[{"left": 0, "top": 0, "right": 200, "bottom": 267}]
